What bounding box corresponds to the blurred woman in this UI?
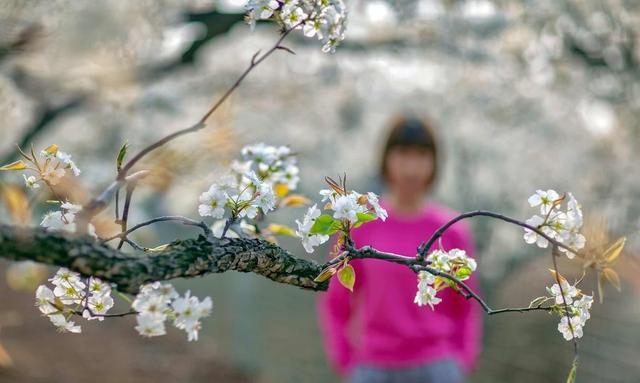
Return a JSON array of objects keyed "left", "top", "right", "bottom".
[{"left": 317, "top": 116, "right": 482, "bottom": 383}]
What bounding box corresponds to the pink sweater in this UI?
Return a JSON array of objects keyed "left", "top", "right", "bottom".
[{"left": 317, "top": 200, "right": 482, "bottom": 377}]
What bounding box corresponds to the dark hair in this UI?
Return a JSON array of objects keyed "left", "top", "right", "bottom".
[{"left": 379, "top": 116, "right": 439, "bottom": 189}]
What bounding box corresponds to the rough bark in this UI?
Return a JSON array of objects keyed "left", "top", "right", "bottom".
[{"left": 0, "top": 224, "right": 328, "bottom": 294}]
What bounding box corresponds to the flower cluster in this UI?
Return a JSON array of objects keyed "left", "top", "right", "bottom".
[
  {"left": 198, "top": 143, "right": 298, "bottom": 227},
  {"left": 34, "top": 268, "right": 114, "bottom": 333},
  {"left": 546, "top": 279, "right": 593, "bottom": 341},
  {"left": 132, "top": 282, "right": 212, "bottom": 341},
  {"left": 413, "top": 248, "right": 477, "bottom": 310},
  {"left": 295, "top": 186, "right": 387, "bottom": 253},
  {"left": 235, "top": 143, "right": 299, "bottom": 191},
  {"left": 523, "top": 190, "right": 586, "bottom": 258},
  {"left": 413, "top": 271, "right": 441, "bottom": 309},
  {"left": 0, "top": 144, "right": 81, "bottom": 190},
  {"left": 245, "top": 0, "right": 347, "bottom": 53}
]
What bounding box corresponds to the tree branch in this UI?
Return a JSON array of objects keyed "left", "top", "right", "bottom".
[
  {"left": 417, "top": 210, "right": 578, "bottom": 261},
  {"left": 0, "top": 224, "right": 328, "bottom": 294}
]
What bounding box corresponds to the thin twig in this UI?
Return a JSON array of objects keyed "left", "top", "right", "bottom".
[
  {"left": 220, "top": 216, "right": 236, "bottom": 238},
  {"left": 75, "top": 22, "right": 306, "bottom": 232},
  {"left": 103, "top": 215, "right": 212, "bottom": 242},
  {"left": 117, "top": 21, "right": 305, "bottom": 181},
  {"left": 116, "top": 182, "right": 137, "bottom": 250},
  {"left": 337, "top": 245, "right": 553, "bottom": 317},
  {"left": 72, "top": 309, "right": 137, "bottom": 318},
  {"left": 417, "top": 210, "right": 578, "bottom": 261}
]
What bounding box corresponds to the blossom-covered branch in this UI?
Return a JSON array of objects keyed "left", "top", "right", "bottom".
[{"left": 0, "top": 3, "right": 627, "bottom": 380}]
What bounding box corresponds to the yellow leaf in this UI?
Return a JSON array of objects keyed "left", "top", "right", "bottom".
[
  {"left": 597, "top": 272, "right": 605, "bottom": 304},
  {"left": 0, "top": 342, "right": 13, "bottom": 368},
  {"left": 337, "top": 264, "right": 356, "bottom": 292},
  {"left": 314, "top": 266, "right": 338, "bottom": 283},
  {"left": 0, "top": 160, "right": 27, "bottom": 171},
  {"left": 548, "top": 269, "right": 567, "bottom": 284},
  {"left": 280, "top": 194, "right": 311, "bottom": 207},
  {"left": 1, "top": 184, "right": 30, "bottom": 225},
  {"left": 273, "top": 183, "right": 289, "bottom": 198},
  {"left": 264, "top": 235, "right": 278, "bottom": 244},
  {"left": 602, "top": 267, "right": 622, "bottom": 292},
  {"left": 266, "top": 223, "right": 297, "bottom": 237},
  {"left": 566, "top": 360, "right": 577, "bottom": 383},
  {"left": 147, "top": 244, "right": 169, "bottom": 252},
  {"left": 43, "top": 144, "right": 59, "bottom": 156},
  {"left": 603, "top": 237, "right": 626, "bottom": 264}
]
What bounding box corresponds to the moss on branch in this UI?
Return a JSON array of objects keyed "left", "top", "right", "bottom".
[{"left": 0, "top": 224, "right": 328, "bottom": 294}]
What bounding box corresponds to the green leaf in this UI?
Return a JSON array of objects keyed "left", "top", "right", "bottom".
[
  {"left": 356, "top": 212, "right": 376, "bottom": 223},
  {"left": 455, "top": 266, "right": 473, "bottom": 280},
  {"left": 310, "top": 214, "right": 341, "bottom": 235},
  {"left": 352, "top": 212, "right": 377, "bottom": 228},
  {"left": 337, "top": 264, "right": 356, "bottom": 292},
  {"left": 116, "top": 141, "right": 129, "bottom": 171}
]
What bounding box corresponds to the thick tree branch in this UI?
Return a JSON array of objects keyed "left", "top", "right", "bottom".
[{"left": 0, "top": 224, "right": 328, "bottom": 294}]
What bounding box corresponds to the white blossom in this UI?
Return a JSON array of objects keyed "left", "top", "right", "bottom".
[
  {"left": 244, "top": 0, "right": 347, "bottom": 53},
  {"left": 331, "top": 194, "right": 362, "bottom": 223},
  {"left": 49, "top": 314, "right": 81, "bottom": 334},
  {"left": 171, "top": 291, "right": 213, "bottom": 342},
  {"left": 549, "top": 280, "right": 578, "bottom": 305},
  {"left": 523, "top": 214, "right": 549, "bottom": 248},
  {"left": 558, "top": 315, "right": 584, "bottom": 341},
  {"left": 427, "top": 249, "right": 452, "bottom": 272},
  {"left": 246, "top": 0, "right": 280, "bottom": 23},
  {"left": 281, "top": 2, "right": 308, "bottom": 29},
  {"left": 573, "top": 294, "right": 593, "bottom": 324},
  {"left": 41, "top": 167, "right": 65, "bottom": 185},
  {"left": 255, "top": 182, "right": 276, "bottom": 213},
  {"left": 23, "top": 174, "right": 40, "bottom": 189},
  {"left": 132, "top": 282, "right": 175, "bottom": 315},
  {"left": 135, "top": 312, "right": 166, "bottom": 337},
  {"left": 523, "top": 190, "right": 586, "bottom": 258},
  {"left": 319, "top": 189, "right": 336, "bottom": 203},
  {"left": 366, "top": 192, "right": 388, "bottom": 221},
  {"left": 413, "top": 271, "right": 441, "bottom": 309},
  {"left": 83, "top": 294, "right": 114, "bottom": 321},
  {"left": 40, "top": 203, "right": 95, "bottom": 235},
  {"left": 88, "top": 277, "right": 111, "bottom": 297},
  {"left": 528, "top": 189, "right": 560, "bottom": 215},
  {"left": 303, "top": 18, "right": 325, "bottom": 38},
  {"left": 35, "top": 285, "right": 58, "bottom": 315},
  {"left": 49, "top": 268, "right": 82, "bottom": 286},
  {"left": 132, "top": 282, "right": 211, "bottom": 341},
  {"left": 238, "top": 143, "right": 300, "bottom": 191},
  {"left": 198, "top": 184, "right": 228, "bottom": 218},
  {"left": 295, "top": 204, "right": 329, "bottom": 253},
  {"left": 52, "top": 280, "right": 85, "bottom": 305},
  {"left": 426, "top": 248, "right": 476, "bottom": 281},
  {"left": 56, "top": 150, "right": 81, "bottom": 176}
]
